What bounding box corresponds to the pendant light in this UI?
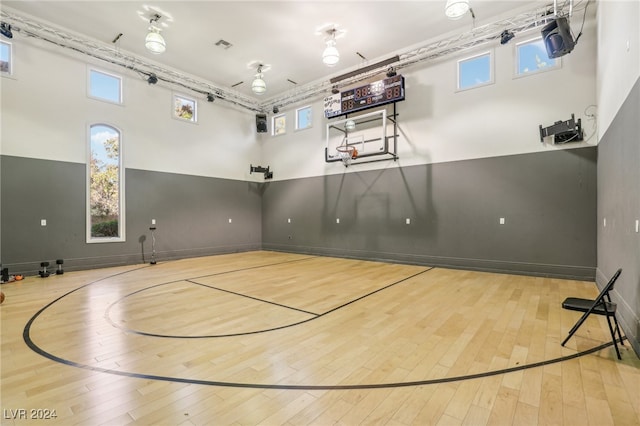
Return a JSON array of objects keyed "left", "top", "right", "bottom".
[
  {"left": 445, "top": 0, "right": 470, "bottom": 20},
  {"left": 323, "top": 29, "right": 340, "bottom": 67},
  {"left": 145, "top": 14, "right": 166, "bottom": 54},
  {"left": 252, "top": 65, "right": 267, "bottom": 95}
]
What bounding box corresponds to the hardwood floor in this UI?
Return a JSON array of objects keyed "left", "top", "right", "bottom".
[{"left": 1, "top": 251, "right": 638, "bottom": 425}]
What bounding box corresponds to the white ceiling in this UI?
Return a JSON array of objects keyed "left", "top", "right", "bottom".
[{"left": 2, "top": 1, "right": 550, "bottom": 105}]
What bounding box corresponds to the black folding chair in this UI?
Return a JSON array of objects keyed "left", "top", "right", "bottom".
[{"left": 561, "top": 268, "right": 624, "bottom": 359}]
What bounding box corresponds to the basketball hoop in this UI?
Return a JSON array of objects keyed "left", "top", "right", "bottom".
[{"left": 336, "top": 145, "right": 358, "bottom": 167}]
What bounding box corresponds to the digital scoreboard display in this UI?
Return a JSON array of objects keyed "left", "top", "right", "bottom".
[{"left": 324, "top": 75, "right": 405, "bottom": 118}]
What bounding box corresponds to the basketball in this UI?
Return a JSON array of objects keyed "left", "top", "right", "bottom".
[{"left": 0, "top": 291, "right": 4, "bottom": 304}]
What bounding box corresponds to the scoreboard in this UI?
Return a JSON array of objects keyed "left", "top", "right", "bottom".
[{"left": 324, "top": 75, "right": 405, "bottom": 118}]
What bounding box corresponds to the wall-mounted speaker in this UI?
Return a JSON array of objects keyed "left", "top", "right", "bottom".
[
  {"left": 256, "top": 114, "right": 267, "bottom": 133},
  {"left": 541, "top": 17, "right": 575, "bottom": 59}
]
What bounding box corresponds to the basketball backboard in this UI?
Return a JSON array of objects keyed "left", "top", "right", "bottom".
[{"left": 325, "top": 108, "right": 397, "bottom": 166}]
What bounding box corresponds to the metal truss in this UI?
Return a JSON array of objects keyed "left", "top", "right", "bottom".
[
  {"left": 0, "top": 2, "right": 582, "bottom": 114},
  {"left": 0, "top": 7, "right": 261, "bottom": 112}
]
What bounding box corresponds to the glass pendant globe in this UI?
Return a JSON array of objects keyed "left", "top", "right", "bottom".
[
  {"left": 345, "top": 120, "right": 356, "bottom": 131},
  {"left": 145, "top": 28, "right": 166, "bottom": 54},
  {"left": 323, "top": 41, "right": 340, "bottom": 67},
  {"left": 252, "top": 76, "right": 267, "bottom": 94},
  {"left": 445, "top": 0, "right": 470, "bottom": 20}
]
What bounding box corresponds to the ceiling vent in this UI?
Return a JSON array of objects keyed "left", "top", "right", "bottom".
[{"left": 215, "top": 39, "right": 233, "bottom": 49}]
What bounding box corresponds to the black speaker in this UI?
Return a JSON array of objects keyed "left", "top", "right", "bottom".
[
  {"left": 541, "top": 17, "right": 575, "bottom": 59},
  {"left": 256, "top": 114, "right": 267, "bottom": 133}
]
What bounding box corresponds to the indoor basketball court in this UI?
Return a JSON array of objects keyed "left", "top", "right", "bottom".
[
  {"left": 1, "top": 0, "right": 639, "bottom": 424},
  {"left": 2, "top": 251, "right": 638, "bottom": 424}
]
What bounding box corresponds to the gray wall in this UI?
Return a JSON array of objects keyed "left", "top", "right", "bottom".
[
  {"left": 3, "top": 147, "right": 597, "bottom": 280},
  {"left": 0, "top": 156, "right": 262, "bottom": 274},
  {"left": 597, "top": 77, "right": 640, "bottom": 354},
  {"left": 263, "top": 148, "right": 597, "bottom": 280}
]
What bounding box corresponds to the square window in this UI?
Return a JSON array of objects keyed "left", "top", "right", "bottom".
[
  {"left": 295, "top": 105, "right": 312, "bottom": 130},
  {"left": 515, "top": 37, "right": 560, "bottom": 76},
  {"left": 457, "top": 51, "right": 493, "bottom": 91},
  {"left": 174, "top": 95, "right": 197, "bottom": 122},
  {"left": 89, "top": 69, "right": 122, "bottom": 103},
  {"left": 1, "top": 41, "right": 12, "bottom": 75},
  {"left": 272, "top": 114, "right": 286, "bottom": 136}
]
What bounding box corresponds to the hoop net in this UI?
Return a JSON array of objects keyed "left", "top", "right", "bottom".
[{"left": 336, "top": 145, "right": 358, "bottom": 167}]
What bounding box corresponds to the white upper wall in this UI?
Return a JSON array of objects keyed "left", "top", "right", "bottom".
[
  {"left": 1, "top": 9, "right": 598, "bottom": 183},
  {"left": 0, "top": 37, "right": 263, "bottom": 182},
  {"left": 597, "top": 0, "right": 640, "bottom": 138},
  {"left": 262, "top": 13, "right": 598, "bottom": 181}
]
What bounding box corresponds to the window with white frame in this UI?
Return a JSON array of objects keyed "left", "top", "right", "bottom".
[
  {"left": 87, "top": 124, "right": 125, "bottom": 242},
  {"left": 174, "top": 94, "right": 197, "bottom": 122},
  {"left": 457, "top": 51, "right": 493, "bottom": 91},
  {"left": 515, "top": 37, "right": 560, "bottom": 77},
  {"left": 88, "top": 69, "right": 122, "bottom": 104},
  {"left": 295, "top": 105, "right": 312, "bottom": 130},
  {"left": 272, "top": 113, "right": 286, "bottom": 136},
  {"left": 0, "top": 40, "right": 12, "bottom": 75}
]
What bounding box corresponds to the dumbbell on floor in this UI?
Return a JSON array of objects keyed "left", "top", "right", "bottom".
[
  {"left": 56, "top": 259, "right": 64, "bottom": 275},
  {"left": 39, "top": 262, "right": 50, "bottom": 278}
]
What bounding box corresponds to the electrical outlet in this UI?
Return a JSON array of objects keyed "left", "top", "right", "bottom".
[
  {"left": 228, "top": 218, "right": 232, "bottom": 224},
  {"left": 336, "top": 218, "right": 340, "bottom": 224},
  {"left": 406, "top": 218, "right": 411, "bottom": 225},
  {"left": 287, "top": 218, "right": 291, "bottom": 223},
  {"left": 635, "top": 219, "right": 639, "bottom": 233},
  {"left": 151, "top": 219, "right": 156, "bottom": 225},
  {"left": 499, "top": 217, "right": 505, "bottom": 225},
  {"left": 41, "top": 219, "right": 47, "bottom": 226}
]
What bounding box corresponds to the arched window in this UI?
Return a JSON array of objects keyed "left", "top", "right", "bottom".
[{"left": 87, "top": 124, "right": 125, "bottom": 242}]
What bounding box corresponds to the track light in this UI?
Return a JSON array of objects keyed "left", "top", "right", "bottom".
[
  {"left": 386, "top": 67, "right": 397, "bottom": 77},
  {"left": 323, "top": 29, "right": 340, "bottom": 67},
  {"left": 331, "top": 86, "right": 340, "bottom": 94},
  {"left": 500, "top": 30, "right": 515, "bottom": 45},
  {"left": 147, "top": 73, "right": 158, "bottom": 85},
  {"left": 145, "top": 14, "right": 165, "bottom": 54},
  {"left": 0, "top": 22, "right": 13, "bottom": 39},
  {"left": 445, "top": 0, "right": 470, "bottom": 20},
  {"left": 207, "top": 93, "right": 215, "bottom": 102},
  {"left": 272, "top": 106, "right": 279, "bottom": 114}
]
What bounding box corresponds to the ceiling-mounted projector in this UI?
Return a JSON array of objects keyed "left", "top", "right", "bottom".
[{"left": 541, "top": 16, "right": 575, "bottom": 58}]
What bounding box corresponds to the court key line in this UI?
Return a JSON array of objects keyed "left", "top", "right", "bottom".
[{"left": 105, "top": 266, "right": 434, "bottom": 338}]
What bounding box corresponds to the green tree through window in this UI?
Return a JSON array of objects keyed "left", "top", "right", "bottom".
[{"left": 89, "top": 124, "right": 123, "bottom": 240}]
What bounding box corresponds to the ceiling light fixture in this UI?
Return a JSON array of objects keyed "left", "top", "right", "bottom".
[
  {"left": 445, "top": 0, "right": 470, "bottom": 20},
  {"left": 251, "top": 65, "right": 266, "bottom": 95},
  {"left": 207, "top": 93, "right": 215, "bottom": 102},
  {"left": 145, "top": 14, "right": 165, "bottom": 54},
  {"left": 386, "top": 67, "right": 397, "bottom": 77},
  {"left": 0, "top": 22, "right": 13, "bottom": 39},
  {"left": 147, "top": 73, "right": 158, "bottom": 84},
  {"left": 323, "top": 29, "right": 340, "bottom": 67}
]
